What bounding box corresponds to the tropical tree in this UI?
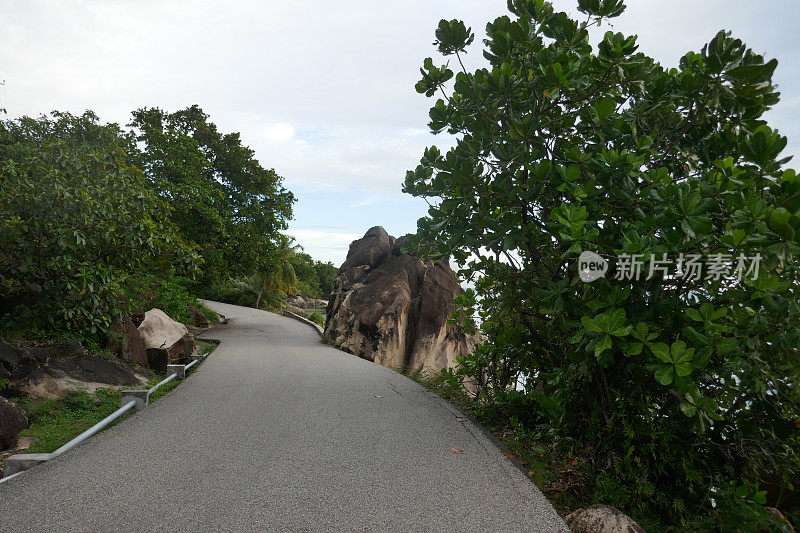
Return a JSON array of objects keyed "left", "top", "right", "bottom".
[
  {"left": 129, "top": 105, "right": 295, "bottom": 286},
  {"left": 0, "top": 112, "right": 199, "bottom": 338},
  {"left": 230, "top": 234, "right": 299, "bottom": 308},
  {"left": 404, "top": 0, "right": 799, "bottom": 527}
]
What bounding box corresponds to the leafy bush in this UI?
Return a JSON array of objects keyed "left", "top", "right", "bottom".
[
  {"left": 195, "top": 302, "right": 220, "bottom": 324},
  {"left": 121, "top": 273, "right": 196, "bottom": 323},
  {"left": 308, "top": 312, "right": 324, "bottom": 327},
  {"left": 0, "top": 112, "right": 199, "bottom": 340},
  {"left": 405, "top": 0, "right": 800, "bottom": 527}
]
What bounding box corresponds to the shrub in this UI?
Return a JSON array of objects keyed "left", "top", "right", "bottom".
[
  {"left": 0, "top": 112, "right": 199, "bottom": 340},
  {"left": 404, "top": 0, "right": 800, "bottom": 527},
  {"left": 308, "top": 312, "right": 324, "bottom": 327}
]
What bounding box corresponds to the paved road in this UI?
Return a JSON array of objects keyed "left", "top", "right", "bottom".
[{"left": 0, "top": 301, "right": 567, "bottom": 532}]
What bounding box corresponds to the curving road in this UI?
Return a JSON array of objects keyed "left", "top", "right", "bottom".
[{"left": 0, "top": 301, "right": 567, "bottom": 532}]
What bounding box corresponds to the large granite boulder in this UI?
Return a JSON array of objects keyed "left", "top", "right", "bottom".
[
  {"left": 137, "top": 309, "right": 195, "bottom": 372},
  {"left": 0, "top": 396, "right": 28, "bottom": 449},
  {"left": 565, "top": 505, "right": 645, "bottom": 533},
  {"left": 324, "top": 226, "right": 479, "bottom": 373}
]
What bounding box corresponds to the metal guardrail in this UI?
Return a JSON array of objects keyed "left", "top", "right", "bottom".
[
  {"left": 148, "top": 373, "right": 177, "bottom": 395},
  {"left": 53, "top": 400, "right": 137, "bottom": 456},
  {"left": 0, "top": 350, "right": 210, "bottom": 483}
]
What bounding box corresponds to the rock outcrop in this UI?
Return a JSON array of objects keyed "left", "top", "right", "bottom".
[
  {"left": 109, "top": 315, "right": 149, "bottom": 369},
  {"left": 137, "top": 309, "right": 196, "bottom": 372},
  {"left": 324, "top": 226, "right": 479, "bottom": 373},
  {"left": 0, "top": 337, "right": 144, "bottom": 399},
  {"left": 288, "top": 296, "right": 328, "bottom": 309},
  {"left": 0, "top": 396, "right": 28, "bottom": 450},
  {"left": 565, "top": 505, "right": 645, "bottom": 533}
]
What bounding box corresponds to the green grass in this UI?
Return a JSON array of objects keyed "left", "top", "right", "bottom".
[
  {"left": 12, "top": 338, "right": 220, "bottom": 454},
  {"left": 308, "top": 312, "right": 324, "bottom": 327},
  {"left": 16, "top": 389, "right": 127, "bottom": 453}
]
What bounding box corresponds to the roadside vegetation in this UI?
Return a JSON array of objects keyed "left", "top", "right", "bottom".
[
  {"left": 0, "top": 106, "right": 332, "bottom": 349},
  {"left": 404, "top": 0, "right": 799, "bottom": 529},
  {"left": 13, "top": 339, "right": 218, "bottom": 455},
  {"left": 0, "top": 106, "right": 328, "bottom": 462}
]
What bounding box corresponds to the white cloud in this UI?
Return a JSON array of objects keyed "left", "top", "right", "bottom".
[
  {"left": 287, "top": 229, "right": 363, "bottom": 267},
  {"left": 261, "top": 123, "right": 295, "bottom": 143},
  {"left": 2, "top": 0, "right": 799, "bottom": 266}
]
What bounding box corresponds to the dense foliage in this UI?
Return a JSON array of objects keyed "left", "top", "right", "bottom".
[
  {"left": 0, "top": 112, "right": 199, "bottom": 338},
  {"left": 405, "top": 0, "right": 800, "bottom": 528},
  {"left": 0, "top": 107, "right": 314, "bottom": 341},
  {"left": 289, "top": 251, "right": 338, "bottom": 299},
  {"left": 130, "top": 105, "right": 295, "bottom": 287}
]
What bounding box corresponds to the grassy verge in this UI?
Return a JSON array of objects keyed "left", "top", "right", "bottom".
[{"left": 13, "top": 338, "right": 219, "bottom": 455}]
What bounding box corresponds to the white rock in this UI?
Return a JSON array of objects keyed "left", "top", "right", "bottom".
[{"left": 137, "top": 309, "right": 188, "bottom": 350}]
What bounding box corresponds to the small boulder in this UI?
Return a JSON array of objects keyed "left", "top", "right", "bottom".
[
  {"left": 0, "top": 396, "right": 28, "bottom": 450},
  {"left": 167, "top": 332, "right": 195, "bottom": 363},
  {"left": 565, "top": 505, "right": 644, "bottom": 533},
  {"left": 138, "top": 309, "right": 194, "bottom": 372},
  {"left": 284, "top": 305, "right": 308, "bottom": 318},
  {"left": 138, "top": 309, "right": 189, "bottom": 350}
]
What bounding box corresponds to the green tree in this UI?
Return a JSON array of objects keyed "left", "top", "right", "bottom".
[
  {"left": 129, "top": 105, "right": 295, "bottom": 286},
  {"left": 405, "top": 0, "right": 799, "bottom": 527},
  {"left": 0, "top": 112, "right": 199, "bottom": 338},
  {"left": 313, "top": 260, "right": 337, "bottom": 299},
  {"left": 289, "top": 251, "right": 321, "bottom": 297},
  {"left": 230, "top": 234, "right": 299, "bottom": 308}
]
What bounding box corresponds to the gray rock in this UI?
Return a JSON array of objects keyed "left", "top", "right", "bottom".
[
  {"left": 285, "top": 305, "right": 308, "bottom": 318},
  {"left": 564, "top": 505, "right": 645, "bottom": 533},
  {"left": 324, "top": 226, "right": 479, "bottom": 373},
  {"left": 109, "top": 315, "right": 149, "bottom": 369},
  {"left": 0, "top": 337, "right": 142, "bottom": 398},
  {"left": 0, "top": 396, "right": 28, "bottom": 450}
]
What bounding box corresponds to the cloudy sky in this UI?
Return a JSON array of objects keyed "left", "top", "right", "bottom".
[{"left": 2, "top": 1, "right": 799, "bottom": 265}]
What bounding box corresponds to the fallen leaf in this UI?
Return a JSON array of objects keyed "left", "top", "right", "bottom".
[
  {"left": 449, "top": 448, "right": 464, "bottom": 454},
  {"left": 455, "top": 417, "right": 467, "bottom": 422},
  {"left": 502, "top": 452, "right": 514, "bottom": 459},
  {"left": 374, "top": 395, "right": 384, "bottom": 398}
]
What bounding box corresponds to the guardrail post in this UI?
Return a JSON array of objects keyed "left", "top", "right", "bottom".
[
  {"left": 120, "top": 390, "right": 149, "bottom": 412},
  {"left": 166, "top": 364, "right": 186, "bottom": 380},
  {"left": 4, "top": 453, "right": 54, "bottom": 476}
]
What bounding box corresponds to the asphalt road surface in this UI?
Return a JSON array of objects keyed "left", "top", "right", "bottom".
[{"left": 0, "top": 301, "right": 567, "bottom": 532}]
